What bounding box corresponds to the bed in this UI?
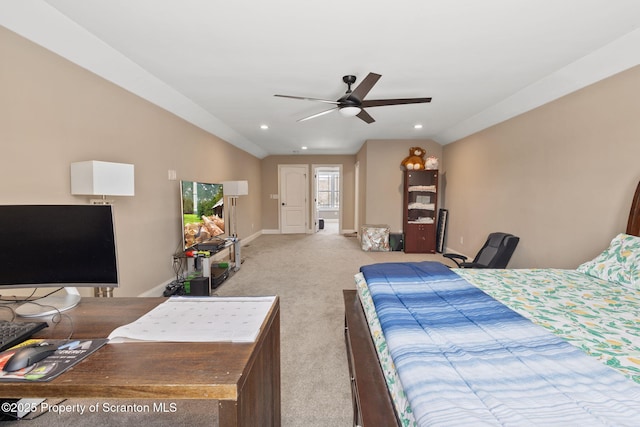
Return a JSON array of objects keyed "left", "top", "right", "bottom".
[{"left": 344, "top": 181, "right": 640, "bottom": 426}]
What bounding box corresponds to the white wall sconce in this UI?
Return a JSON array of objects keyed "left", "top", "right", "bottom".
[{"left": 71, "top": 161, "right": 135, "bottom": 205}]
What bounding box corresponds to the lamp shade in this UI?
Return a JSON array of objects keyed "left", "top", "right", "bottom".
[
  {"left": 222, "top": 180, "right": 248, "bottom": 197},
  {"left": 71, "top": 161, "right": 135, "bottom": 196}
]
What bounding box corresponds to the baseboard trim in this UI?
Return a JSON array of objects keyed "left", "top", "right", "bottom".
[
  {"left": 241, "top": 230, "right": 262, "bottom": 244},
  {"left": 139, "top": 278, "right": 174, "bottom": 297}
]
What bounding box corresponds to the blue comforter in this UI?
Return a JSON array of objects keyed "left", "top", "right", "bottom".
[{"left": 360, "top": 261, "right": 640, "bottom": 426}]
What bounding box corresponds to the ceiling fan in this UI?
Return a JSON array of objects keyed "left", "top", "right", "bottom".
[{"left": 274, "top": 72, "right": 432, "bottom": 124}]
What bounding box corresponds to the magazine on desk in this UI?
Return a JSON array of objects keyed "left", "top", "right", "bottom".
[
  {"left": 0, "top": 339, "right": 108, "bottom": 382},
  {"left": 108, "top": 296, "right": 277, "bottom": 343}
]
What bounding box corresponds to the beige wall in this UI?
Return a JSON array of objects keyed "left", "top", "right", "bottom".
[
  {"left": 260, "top": 155, "right": 357, "bottom": 231},
  {"left": 358, "top": 139, "right": 443, "bottom": 233},
  {"left": 0, "top": 27, "right": 262, "bottom": 297},
  {"left": 443, "top": 65, "right": 640, "bottom": 268}
]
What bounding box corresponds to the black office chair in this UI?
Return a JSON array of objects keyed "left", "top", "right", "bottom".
[{"left": 443, "top": 232, "right": 519, "bottom": 268}]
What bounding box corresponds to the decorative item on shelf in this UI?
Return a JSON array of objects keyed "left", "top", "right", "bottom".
[
  {"left": 400, "top": 147, "right": 426, "bottom": 170},
  {"left": 425, "top": 156, "right": 439, "bottom": 170},
  {"left": 222, "top": 180, "right": 249, "bottom": 238},
  {"left": 70, "top": 160, "right": 134, "bottom": 298},
  {"left": 70, "top": 160, "right": 135, "bottom": 205}
]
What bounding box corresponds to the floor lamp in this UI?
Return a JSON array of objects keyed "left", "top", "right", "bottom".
[
  {"left": 223, "top": 181, "right": 248, "bottom": 271},
  {"left": 71, "top": 160, "right": 135, "bottom": 297},
  {"left": 222, "top": 180, "right": 249, "bottom": 238}
]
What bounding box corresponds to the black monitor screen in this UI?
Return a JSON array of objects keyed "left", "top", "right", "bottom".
[{"left": 0, "top": 205, "right": 118, "bottom": 288}]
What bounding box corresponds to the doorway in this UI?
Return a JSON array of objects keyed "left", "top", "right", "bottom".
[{"left": 312, "top": 164, "right": 342, "bottom": 235}]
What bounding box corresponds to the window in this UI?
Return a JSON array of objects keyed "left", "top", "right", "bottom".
[{"left": 317, "top": 171, "right": 339, "bottom": 209}]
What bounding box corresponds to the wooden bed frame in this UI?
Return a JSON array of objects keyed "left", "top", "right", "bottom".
[{"left": 344, "top": 180, "right": 640, "bottom": 426}]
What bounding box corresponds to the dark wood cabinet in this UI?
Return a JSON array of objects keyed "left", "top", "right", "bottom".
[{"left": 403, "top": 170, "right": 438, "bottom": 253}]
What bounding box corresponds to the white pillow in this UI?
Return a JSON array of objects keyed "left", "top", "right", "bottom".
[{"left": 577, "top": 233, "right": 640, "bottom": 287}]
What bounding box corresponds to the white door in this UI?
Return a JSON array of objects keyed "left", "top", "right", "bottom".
[{"left": 279, "top": 165, "right": 308, "bottom": 234}]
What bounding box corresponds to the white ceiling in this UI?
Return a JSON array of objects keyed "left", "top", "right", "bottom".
[{"left": 2, "top": 1, "right": 640, "bottom": 158}]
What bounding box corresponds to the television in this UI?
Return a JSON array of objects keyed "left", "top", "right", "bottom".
[
  {"left": 0, "top": 204, "right": 119, "bottom": 317},
  {"left": 180, "top": 180, "right": 225, "bottom": 250}
]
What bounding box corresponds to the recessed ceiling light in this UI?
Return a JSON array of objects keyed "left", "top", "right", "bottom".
[
  {"left": 260, "top": 124, "right": 269, "bottom": 130},
  {"left": 301, "top": 146, "right": 308, "bottom": 150},
  {"left": 414, "top": 124, "right": 423, "bottom": 129}
]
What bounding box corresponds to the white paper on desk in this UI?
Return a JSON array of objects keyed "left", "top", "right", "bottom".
[{"left": 108, "top": 296, "right": 276, "bottom": 343}]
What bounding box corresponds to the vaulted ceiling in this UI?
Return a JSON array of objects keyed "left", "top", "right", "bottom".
[{"left": 3, "top": 1, "right": 640, "bottom": 158}]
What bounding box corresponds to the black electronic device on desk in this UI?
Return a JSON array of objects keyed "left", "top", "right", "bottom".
[
  {"left": 0, "top": 204, "right": 119, "bottom": 317},
  {"left": 2, "top": 343, "right": 57, "bottom": 372},
  {"left": 0, "top": 321, "right": 48, "bottom": 352}
]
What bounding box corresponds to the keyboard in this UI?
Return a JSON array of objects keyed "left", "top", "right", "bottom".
[{"left": 0, "top": 320, "right": 48, "bottom": 352}]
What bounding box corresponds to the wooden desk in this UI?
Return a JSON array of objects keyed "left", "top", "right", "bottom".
[{"left": 0, "top": 297, "right": 281, "bottom": 426}]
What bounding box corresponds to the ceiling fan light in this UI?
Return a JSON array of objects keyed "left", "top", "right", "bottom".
[{"left": 339, "top": 106, "right": 361, "bottom": 117}]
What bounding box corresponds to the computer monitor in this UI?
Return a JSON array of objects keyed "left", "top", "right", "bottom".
[{"left": 0, "top": 204, "right": 119, "bottom": 317}]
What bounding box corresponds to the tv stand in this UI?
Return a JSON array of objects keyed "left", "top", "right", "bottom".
[
  {"left": 194, "top": 237, "right": 241, "bottom": 272},
  {"left": 15, "top": 287, "right": 81, "bottom": 318},
  {"left": 180, "top": 238, "right": 241, "bottom": 294}
]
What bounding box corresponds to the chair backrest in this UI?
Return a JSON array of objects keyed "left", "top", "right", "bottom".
[{"left": 472, "top": 232, "right": 520, "bottom": 268}]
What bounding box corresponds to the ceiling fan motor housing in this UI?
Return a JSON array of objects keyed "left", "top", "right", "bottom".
[{"left": 338, "top": 96, "right": 360, "bottom": 107}]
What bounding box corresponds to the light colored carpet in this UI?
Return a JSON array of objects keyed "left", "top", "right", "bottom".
[{"left": 4, "top": 226, "right": 452, "bottom": 426}]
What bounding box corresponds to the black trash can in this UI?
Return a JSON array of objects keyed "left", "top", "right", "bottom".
[{"left": 389, "top": 233, "right": 404, "bottom": 251}]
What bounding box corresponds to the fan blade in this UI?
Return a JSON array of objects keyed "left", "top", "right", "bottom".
[
  {"left": 297, "top": 107, "right": 339, "bottom": 122},
  {"left": 274, "top": 94, "right": 339, "bottom": 105},
  {"left": 349, "top": 73, "right": 381, "bottom": 101},
  {"left": 356, "top": 109, "right": 375, "bottom": 124},
  {"left": 361, "top": 97, "right": 432, "bottom": 108}
]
